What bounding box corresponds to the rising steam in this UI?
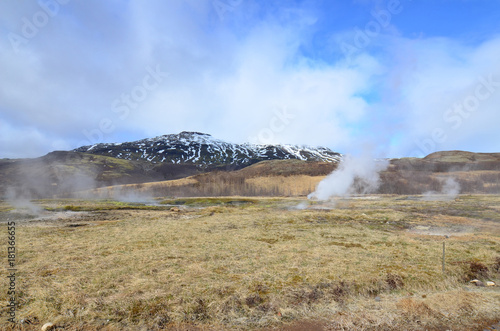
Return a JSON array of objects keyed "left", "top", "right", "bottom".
[
  {"left": 308, "top": 154, "right": 389, "bottom": 200},
  {"left": 422, "top": 176, "right": 460, "bottom": 201},
  {"left": 6, "top": 187, "right": 42, "bottom": 216}
]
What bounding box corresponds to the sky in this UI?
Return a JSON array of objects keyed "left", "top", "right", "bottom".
[{"left": 1, "top": 0, "right": 500, "bottom": 159}]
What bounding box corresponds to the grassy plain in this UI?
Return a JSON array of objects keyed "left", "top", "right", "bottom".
[{"left": 0, "top": 195, "right": 499, "bottom": 330}]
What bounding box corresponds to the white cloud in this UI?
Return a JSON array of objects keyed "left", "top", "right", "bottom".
[
  {"left": 385, "top": 36, "right": 500, "bottom": 156},
  {"left": 129, "top": 20, "right": 382, "bottom": 151},
  {"left": 0, "top": 1, "right": 499, "bottom": 159},
  {"left": 0, "top": 121, "right": 54, "bottom": 158}
]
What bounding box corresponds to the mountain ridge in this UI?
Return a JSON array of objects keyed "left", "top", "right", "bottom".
[{"left": 73, "top": 131, "right": 342, "bottom": 167}]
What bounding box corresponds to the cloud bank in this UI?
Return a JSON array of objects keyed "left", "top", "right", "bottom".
[{"left": 1, "top": 0, "right": 499, "bottom": 158}]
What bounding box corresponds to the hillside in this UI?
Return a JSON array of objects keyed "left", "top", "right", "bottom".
[
  {"left": 424, "top": 150, "right": 500, "bottom": 163},
  {"left": 390, "top": 151, "right": 500, "bottom": 172},
  {"left": 3, "top": 140, "right": 500, "bottom": 199},
  {"left": 88, "top": 159, "right": 338, "bottom": 198},
  {"left": 0, "top": 132, "right": 342, "bottom": 198},
  {"left": 88, "top": 151, "right": 500, "bottom": 198},
  {"left": 379, "top": 151, "right": 500, "bottom": 194},
  {"left": 0, "top": 151, "right": 169, "bottom": 198}
]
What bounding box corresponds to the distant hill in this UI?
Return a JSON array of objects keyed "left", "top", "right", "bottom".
[
  {"left": 380, "top": 151, "right": 500, "bottom": 194},
  {"left": 423, "top": 151, "right": 500, "bottom": 163},
  {"left": 390, "top": 150, "right": 500, "bottom": 172}
]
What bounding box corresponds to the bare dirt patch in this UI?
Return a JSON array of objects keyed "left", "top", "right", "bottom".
[{"left": 408, "top": 225, "right": 476, "bottom": 237}]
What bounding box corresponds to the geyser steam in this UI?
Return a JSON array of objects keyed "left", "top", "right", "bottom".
[
  {"left": 6, "top": 187, "right": 42, "bottom": 215},
  {"left": 308, "top": 154, "right": 389, "bottom": 200},
  {"left": 422, "top": 176, "right": 460, "bottom": 201}
]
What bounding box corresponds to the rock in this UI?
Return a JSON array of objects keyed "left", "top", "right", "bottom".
[
  {"left": 41, "top": 322, "right": 55, "bottom": 331},
  {"left": 375, "top": 296, "right": 381, "bottom": 302},
  {"left": 470, "top": 279, "right": 485, "bottom": 287},
  {"left": 471, "top": 279, "right": 497, "bottom": 287}
]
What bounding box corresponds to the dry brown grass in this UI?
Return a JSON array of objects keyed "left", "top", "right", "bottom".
[
  {"left": 0, "top": 195, "right": 499, "bottom": 330},
  {"left": 244, "top": 176, "right": 323, "bottom": 196},
  {"left": 79, "top": 165, "right": 500, "bottom": 199},
  {"left": 90, "top": 177, "right": 199, "bottom": 198},
  {"left": 83, "top": 175, "right": 327, "bottom": 198}
]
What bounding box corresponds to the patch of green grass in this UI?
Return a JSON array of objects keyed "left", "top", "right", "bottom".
[
  {"left": 64, "top": 205, "right": 84, "bottom": 211},
  {"left": 40, "top": 200, "right": 168, "bottom": 212},
  {"left": 160, "top": 197, "right": 258, "bottom": 206}
]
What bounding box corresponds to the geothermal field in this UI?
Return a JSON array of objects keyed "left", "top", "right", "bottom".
[
  {"left": 4, "top": 1, "right": 500, "bottom": 329},
  {"left": 1, "top": 149, "right": 500, "bottom": 330},
  {"left": 1, "top": 194, "right": 499, "bottom": 330}
]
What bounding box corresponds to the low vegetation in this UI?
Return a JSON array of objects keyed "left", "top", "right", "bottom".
[
  {"left": 4, "top": 151, "right": 500, "bottom": 199},
  {"left": 0, "top": 195, "right": 499, "bottom": 330},
  {"left": 86, "top": 166, "right": 500, "bottom": 199}
]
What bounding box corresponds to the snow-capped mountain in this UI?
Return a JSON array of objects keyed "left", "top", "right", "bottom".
[{"left": 73, "top": 131, "right": 342, "bottom": 167}]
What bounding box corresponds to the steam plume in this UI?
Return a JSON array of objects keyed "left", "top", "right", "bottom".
[
  {"left": 308, "top": 154, "right": 389, "bottom": 200},
  {"left": 422, "top": 176, "right": 460, "bottom": 201},
  {"left": 6, "top": 187, "right": 42, "bottom": 215}
]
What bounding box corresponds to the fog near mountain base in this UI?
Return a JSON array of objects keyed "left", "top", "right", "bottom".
[
  {"left": 308, "top": 154, "right": 389, "bottom": 201},
  {"left": 1, "top": 157, "right": 99, "bottom": 200},
  {"left": 421, "top": 176, "right": 461, "bottom": 201}
]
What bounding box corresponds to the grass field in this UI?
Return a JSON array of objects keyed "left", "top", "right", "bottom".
[{"left": 1, "top": 195, "right": 499, "bottom": 330}]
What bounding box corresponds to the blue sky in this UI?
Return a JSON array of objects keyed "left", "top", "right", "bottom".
[{"left": 1, "top": 0, "right": 500, "bottom": 158}]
